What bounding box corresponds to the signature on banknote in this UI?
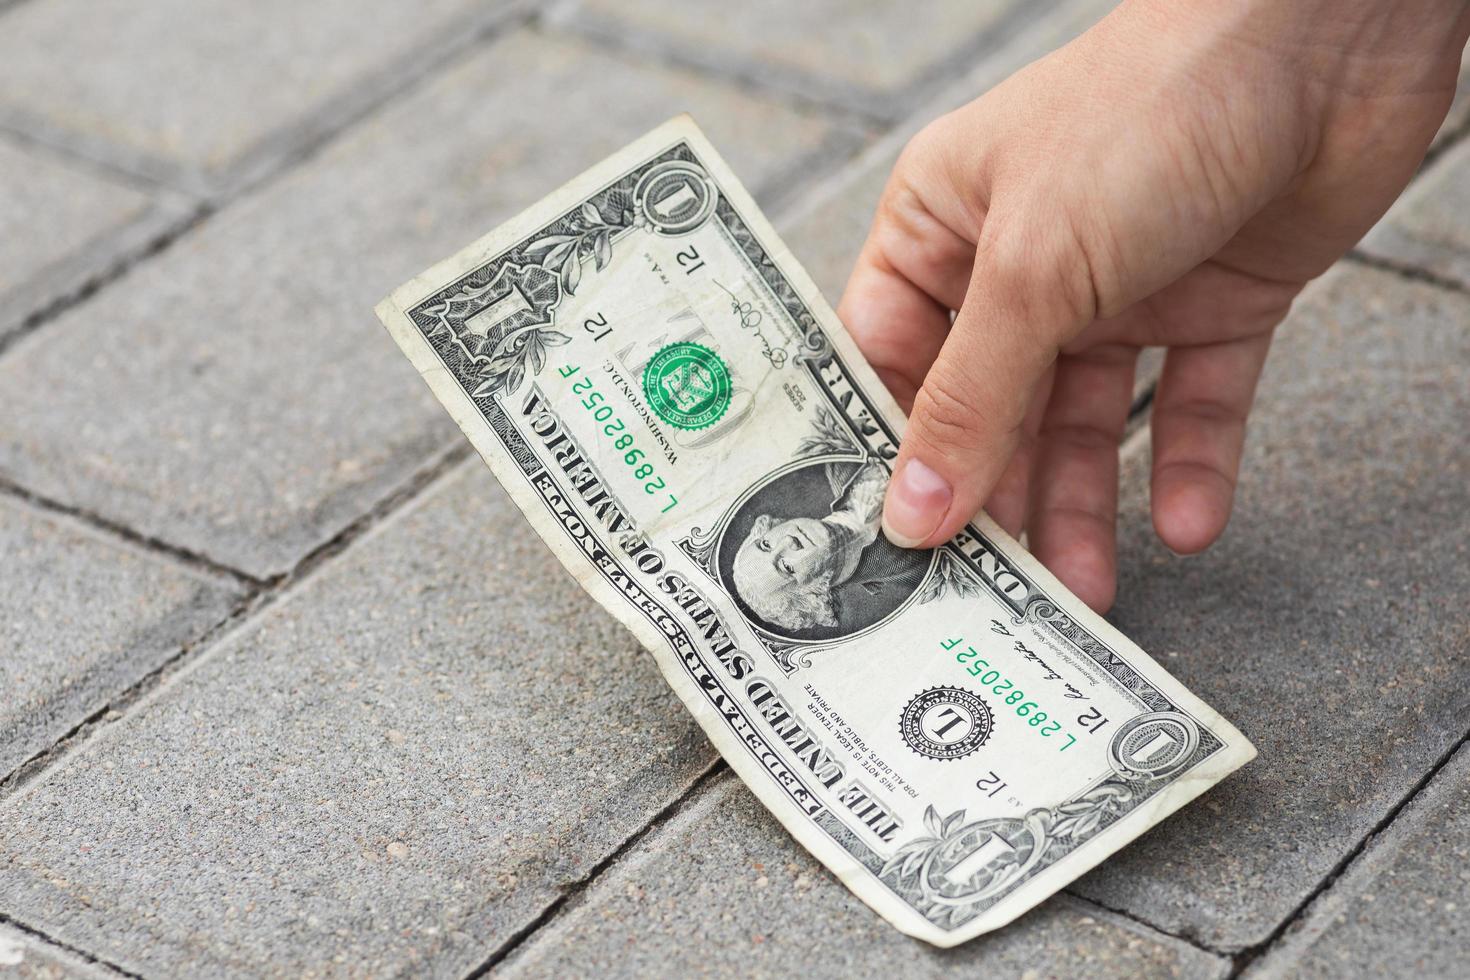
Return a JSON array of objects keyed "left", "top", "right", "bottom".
[{"left": 715, "top": 277, "right": 788, "bottom": 368}]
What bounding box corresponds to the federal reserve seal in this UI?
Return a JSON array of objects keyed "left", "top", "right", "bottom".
[
  {"left": 899, "top": 687, "right": 993, "bottom": 761},
  {"left": 641, "top": 342, "right": 732, "bottom": 431}
]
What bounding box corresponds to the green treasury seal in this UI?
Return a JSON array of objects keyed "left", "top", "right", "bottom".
[{"left": 641, "top": 342, "right": 732, "bottom": 430}]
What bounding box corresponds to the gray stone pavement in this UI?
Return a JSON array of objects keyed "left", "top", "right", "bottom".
[
  {"left": 0, "top": 497, "right": 241, "bottom": 782},
  {"left": 1361, "top": 135, "right": 1470, "bottom": 289},
  {"left": 0, "top": 462, "right": 714, "bottom": 977},
  {"left": 0, "top": 28, "right": 856, "bottom": 580},
  {"left": 0, "top": 135, "right": 192, "bottom": 348},
  {"left": 1245, "top": 741, "right": 1470, "bottom": 979},
  {"left": 554, "top": 0, "right": 1043, "bottom": 122},
  {"left": 1074, "top": 264, "right": 1470, "bottom": 951},
  {"left": 499, "top": 773, "right": 1230, "bottom": 979},
  {"left": 1433, "top": 49, "right": 1470, "bottom": 151},
  {"left": 0, "top": 924, "right": 113, "bottom": 980},
  {"left": 0, "top": 0, "right": 534, "bottom": 196},
  {"left": 0, "top": 2, "right": 1467, "bottom": 977}
]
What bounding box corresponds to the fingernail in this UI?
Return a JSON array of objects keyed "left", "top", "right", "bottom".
[{"left": 883, "top": 458, "right": 951, "bottom": 548}]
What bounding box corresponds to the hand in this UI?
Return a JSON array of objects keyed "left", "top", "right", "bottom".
[{"left": 840, "top": 0, "right": 1470, "bottom": 611}]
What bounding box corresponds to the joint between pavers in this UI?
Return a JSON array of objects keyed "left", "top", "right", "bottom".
[
  {"left": 202, "top": 0, "right": 543, "bottom": 204},
  {"left": 0, "top": 580, "right": 261, "bottom": 798},
  {"left": 0, "top": 440, "right": 471, "bottom": 801},
  {"left": 459, "top": 761, "right": 729, "bottom": 979},
  {"left": 535, "top": 13, "right": 897, "bottom": 128},
  {"left": 0, "top": 1, "right": 542, "bottom": 360},
  {"left": 0, "top": 472, "right": 258, "bottom": 590},
  {"left": 0, "top": 121, "right": 186, "bottom": 198},
  {"left": 1062, "top": 888, "right": 1235, "bottom": 961},
  {"left": 0, "top": 140, "right": 220, "bottom": 359},
  {"left": 0, "top": 913, "right": 138, "bottom": 980},
  {"left": 1344, "top": 248, "right": 1470, "bottom": 298},
  {"left": 0, "top": 111, "right": 203, "bottom": 201},
  {"left": 750, "top": 119, "right": 876, "bottom": 219},
  {"left": 0, "top": 0, "right": 539, "bottom": 579},
  {"left": 257, "top": 439, "right": 476, "bottom": 597},
  {"left": 1421, "top": 109, "right": 1470, "bottom": 172},
  {"left": 1129, "top": 380, "right": 1156, "bottom": 421},
  {"left": 546, "top": 0, "right": 1085, "bottom": 134},
  {"left": 868, "top": 0, "right": 1061, "bottom": 121},
  {"left": 0, "top": 192, "right": 202, "bottom": 356},
  {"left": 474, "top": 762, "right": 1232, "bottom": 973},
  {"left": 1224, "top": 720, "right": 1470, "bottom": 979},
  {"left": 0, "top": 124, "right": 205, "bottom": 353},
  {"left": 0, "top": 1, "right": 541, "bottom": 203},
  {"left": 1122, "top": 378, "right": 1158, "bottom": 443}
]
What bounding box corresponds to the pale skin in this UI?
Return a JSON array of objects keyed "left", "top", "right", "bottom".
[{"left": 846, "top": 0, "right": 1470, "bottom": 612}]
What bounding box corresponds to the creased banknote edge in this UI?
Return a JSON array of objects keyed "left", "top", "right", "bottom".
[{"left": 373, "top": 114, "right": 1257, "bottom": 947}]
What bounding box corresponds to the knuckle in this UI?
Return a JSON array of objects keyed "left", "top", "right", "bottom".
[
  {"left": 976, "top": 200, "right": 1107, "bottom": 330},
  {"left": 887, "top": 128, "right": 943, "bottom": 203},
  {"left": 874, "top": 185, "right": 942, "bottom": 256},
  {"left": 974, "top": 223, "right": 1036, "bottom": 290},
  {"left": 1040, "top": 421, "right": 1121, "bottom": 454},
  {"left": 883, "top": 123, "right": 959, "bottom": 217},
  {"left": 911, "top": 367, "right": 991, "bottom": 455},
  {"left": 1160, "top": 397, "right": 1248, "bottom": 432},
  {"left": 1154, "top": 457, "right": 1237, "bottom": 493},
  {"left": 896, "top": 114, "right": 953, "bottom": 172}
]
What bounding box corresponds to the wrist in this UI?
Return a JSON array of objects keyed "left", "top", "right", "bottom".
[{"left": 1123, "top": 0, "right": 1470, "bottom": 92}]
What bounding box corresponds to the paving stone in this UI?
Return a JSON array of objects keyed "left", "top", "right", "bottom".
[
  {"left": 0, "top": 0, "right": 530, "bottom": 193},
  {"left": 0, "top": 460, "right": 715, "bottom": 978},
  {"left": 1245, "top": 742, "right": 1470, "bottom": 979},
  {"left": 1360, "top": 136, "right": 1470, "bottom": 287},
  {"left": 0, "top": 497, "right": 241, "bottom": 782},
  {"left": 0, "top": 136, "right": 191, "bottom": 344},
  {"left": 1070, "top": 265, "right": 1470, "bottom": 950},
  {"left": 558, "top": 0, "right": 1075, "bottom": 120},
  {"left": 0, "top": 924, "right": 114, "bottom": 979},
  {"left": 0, "top": 29, "right": 857, "bottom": 580},
  {"left": 500, "top": 773, "right": 1229, "bottom": 979}
]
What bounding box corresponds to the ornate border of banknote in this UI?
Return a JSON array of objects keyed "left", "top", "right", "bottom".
[{"left": 377, "top": 117, "right": 1254, "bottom": 945}]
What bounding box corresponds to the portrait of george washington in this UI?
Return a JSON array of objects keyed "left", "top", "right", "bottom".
[{"left": 720, "top": 459, "right": 932, "bottom": 641}]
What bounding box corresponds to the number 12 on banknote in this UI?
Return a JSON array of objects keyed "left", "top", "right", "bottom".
[{"left": 376, "top": 116, "right": 1255, "bottom": 947}]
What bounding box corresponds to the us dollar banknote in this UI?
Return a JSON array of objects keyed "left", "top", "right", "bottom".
[{"left": 376, "top": 116, "right": 1255, "bottom": 946}]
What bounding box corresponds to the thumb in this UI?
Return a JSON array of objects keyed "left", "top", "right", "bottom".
[{"left": 882, "top": 228, "right": 1090, "bottom": 548}]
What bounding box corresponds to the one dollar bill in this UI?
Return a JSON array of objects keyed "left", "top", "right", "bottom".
[{"left": 376, "top": 116, "right": 1255, "bottom": 946}]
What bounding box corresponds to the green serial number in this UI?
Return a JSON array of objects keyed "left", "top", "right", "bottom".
[
  {"left": 560, "top": 364, "right": 678, "bottom": 512},
  {"left": 943, "top": 637, "right": 1079, "bottom": 752}
]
